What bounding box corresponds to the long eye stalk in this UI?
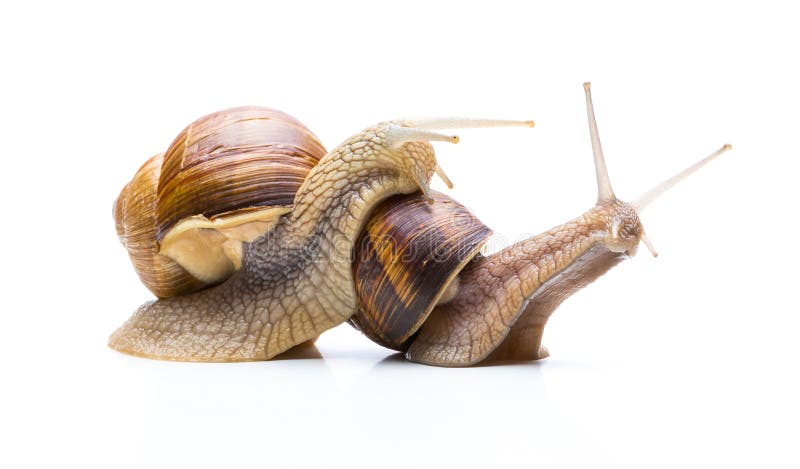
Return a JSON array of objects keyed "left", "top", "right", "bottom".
[
  {"left": 388, "top": 119, "right": 535, "bottom": 202},
  {"left": 407, "top": 117, "right": 535, "bottom": 130},
  {"left": 584, "top": 82, "right": 616, "bottom": 203},
  {"left": 633, "top": 144, "right": 732, "bottom": 212}
]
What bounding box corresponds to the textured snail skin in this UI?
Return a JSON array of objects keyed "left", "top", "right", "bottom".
[
  {"left": 406, "top": 201, "right": 639, "bottom": 366},
  {"left": 109, "top": 125, "right": 437, "bottom": 361}
]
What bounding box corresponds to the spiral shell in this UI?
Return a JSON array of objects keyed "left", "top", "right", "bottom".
[
  {"left": 114, "top": 107, "right": 326, "bottom": 297},
  {"left": 351, "top": 191, "right": 492, "bottom": 350}
]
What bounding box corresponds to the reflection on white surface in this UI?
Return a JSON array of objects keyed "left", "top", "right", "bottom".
[
  {"left": 99, "top": 330, "right": 605, "bottom": 469},
  {"left": 6, "top": 316, "right": 793, "bottom": 469}
]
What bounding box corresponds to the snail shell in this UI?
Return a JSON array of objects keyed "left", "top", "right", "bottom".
[
  {"left": 113, "top": 107, "right": 325, "bottom": 297},
  {"left": 350, "top": 191, "right": 491, "bottom": 350}
]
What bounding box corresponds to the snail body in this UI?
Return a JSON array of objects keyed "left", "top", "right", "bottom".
[{"left": 111, "top": 84, "right": 728, "bottom": 366}]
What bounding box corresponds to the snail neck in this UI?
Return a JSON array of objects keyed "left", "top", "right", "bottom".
[
  {"left": 482, "top": 208, "right": 627, "bottom": 362},
  {"left": 408, "top": 206, "right": 628, "bottom": 366},
  {"left": 241, "top": 142, "right": 421, "bottom": 320},
  {"left": 488, "top": 206, "right": 614, "bottom": 292},
  {"left": 287, "top": 155, "right": 406, "bottom": 243},
  {"left": 246, "top": 144, "right": 415, "bottom": 270}
]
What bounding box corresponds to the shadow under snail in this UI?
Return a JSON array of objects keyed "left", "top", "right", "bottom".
[{"left": 111, "top": 83, "right": 730, "bottom": 366}]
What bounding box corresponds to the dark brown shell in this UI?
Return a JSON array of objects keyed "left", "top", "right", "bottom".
[{"left": 351, "top": 191, "right": 492, "bottom": 351}]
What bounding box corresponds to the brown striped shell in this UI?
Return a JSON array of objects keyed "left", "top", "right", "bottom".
[
  {"left": 114, "top": 107, "right": 326, "bottom": 298},
  {"left": 350, "top": 191, "right": 492, "bottom": 351},
  {"left": 114, "top": 152, "right": 207, "bottom": 297}
]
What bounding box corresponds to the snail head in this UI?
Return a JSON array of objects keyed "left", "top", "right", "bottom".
[
  {"left": 381, "top": 118, "right": 535, "bottom": 204},
  {"left": 582, "top": 82, "right": 731, "bottom": 258}
]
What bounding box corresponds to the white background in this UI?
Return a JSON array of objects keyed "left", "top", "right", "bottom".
[{"left": 2, "top": 1, "right": 798, "bottom": 468}]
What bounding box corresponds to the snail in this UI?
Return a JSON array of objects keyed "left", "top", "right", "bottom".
[{"left": 111, "top": 83, "right": 729, "bottom": 366}]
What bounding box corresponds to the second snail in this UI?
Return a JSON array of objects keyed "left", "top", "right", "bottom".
[{"left": 111, "top": 83, "right": 730, "bottom": 367}]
